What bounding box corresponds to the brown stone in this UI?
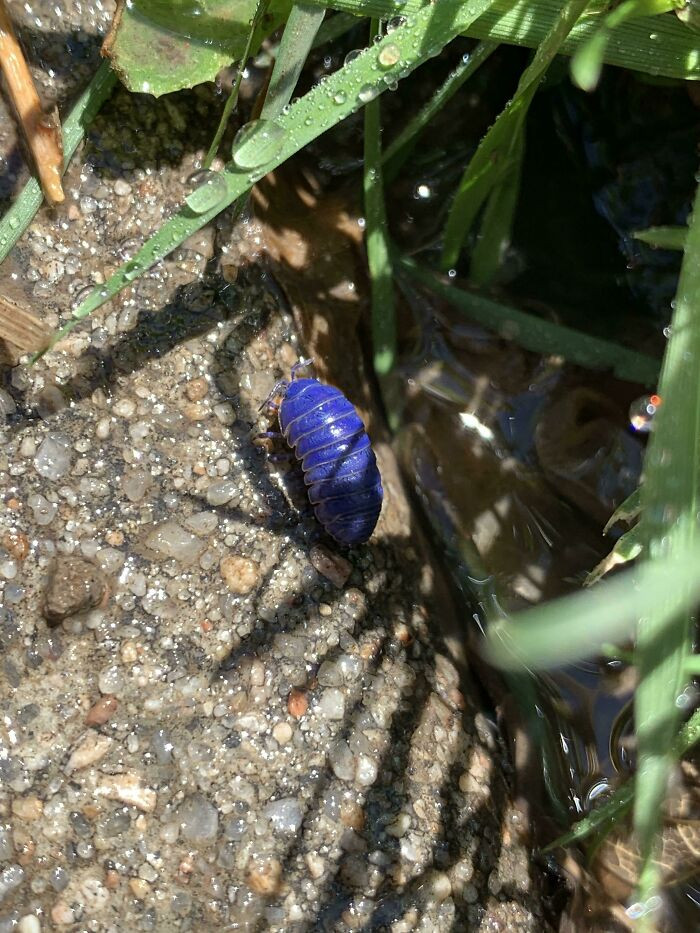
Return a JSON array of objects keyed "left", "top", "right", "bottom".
[{"left": 42, "top": 556, "right": 107, "bottom": 625}]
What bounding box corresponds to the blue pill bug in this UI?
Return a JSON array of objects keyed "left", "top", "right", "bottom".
[{"left": 260, "top": 361, "right": 383, "bottom": 545}]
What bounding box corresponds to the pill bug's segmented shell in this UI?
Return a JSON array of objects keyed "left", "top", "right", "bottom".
[{"left": 278, "top": 378, "right": 383, "bottom": 545}]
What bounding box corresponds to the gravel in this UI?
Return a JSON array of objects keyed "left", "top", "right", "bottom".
[{"left": 0, "top": 2, "right": 548, "bottom": 930}]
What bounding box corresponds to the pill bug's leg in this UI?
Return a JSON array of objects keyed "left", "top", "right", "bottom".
[
  {"left": 290, "top": 358, "right": 314, "bottom": 381},
  {"left": 255, "top": 430, "right": 284, "bottom": 441},
  {"left": 258, "top": 379, "right": 289, "bottom": 414}
]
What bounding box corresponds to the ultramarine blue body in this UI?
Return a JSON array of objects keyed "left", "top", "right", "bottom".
[{"left": 278, "top": 378, "right": 383, "bottom": 545}]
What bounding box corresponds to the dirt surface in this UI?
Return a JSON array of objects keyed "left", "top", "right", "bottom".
[{"left": 0, "top": 2, "right": 551, "bottom": 930}]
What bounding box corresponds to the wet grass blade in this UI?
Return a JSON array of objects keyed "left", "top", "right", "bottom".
[
  {"left": 633, "top": 225, "right": 687, "bottom": 251},
  {"left": 632, "top": 177, "right": 700, "bottom": 913},
  {"left": 570, "top": 0, "right": 674, "bottom": 91},
  {"left": 484, "top": 536, "right": 700, "bottom": 670},
  {"left": 36, "top": 0, "right": 500, "bottom": 356},
  {"left": 468, "top": 123, "right": 524, "bottom": 285},
  {"left": 311, "top": 0, "right": 700, "bottom": 80},
  {"left": 0, "top": 60, "right": 116, "bottom": 264},
  {"left": 382, "top": 40, "right": 498, "bottom": 182},
  {"left": 399, "top": 257, "right": 660, "bottom": 385},
  {"left": 441, "top": 0, "right": 590, "bottom": 271},
  {"left": 263, "top": 3, "right": 326, "bottom": 119},
  {"left": 364, "top": 20, "right": 395, "bottom": 378}
]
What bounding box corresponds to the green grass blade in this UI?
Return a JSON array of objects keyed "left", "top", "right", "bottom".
[
  {"left": 0, "top": 60, "right": 116, "bottom": 264},
  {"left": 309, "top": 0, "right": 700, "bottom": 81},
  {"left": 441, "top": 0, "right": 590, "bottom": 271},
  {"left": 570, "top": 0, "right": 674, "bottom": 91},
  {"left": 263, "top": 3, "right": 326, "bottom": 119},
  {"left": 204, "top": 0, "right": 269, "bottom": 168},
  {"left": 382, "top": 40, "right": 498, "bottom": 181},
  {"left": 485, "top": 536, "right": 700, "bottom": 670},
  {"left": 632, "top": 177, "right": 700, "bottom": 909},
  {"left": 364, "top": 20, "right": 396, "bottom": 377},
  {"left": 399, "top": 257, "right": 661, "bottom": 384},
  {"left": 633, "top": 225, "right": 687, "bottom": 250},
  {"left": 37, "top": 0, "right": 501, "bottom": 356},
  {"left": 469, "top": 123, "right": 525, "bottom": 285}
]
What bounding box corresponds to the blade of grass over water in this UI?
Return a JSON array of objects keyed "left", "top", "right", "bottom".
[
  {"left": 262, "top": 3, "right": 326, "bottom": 119},
  {"left": 36, "top": 0, "right": 501, "bottom": 356},
  {"left": 364, "top": 19, "right": 396, "bottom": 378},
  {"left": 484, "top": 536, "right": 700, "bottom": 670},
  {"left": 0, "top": 60, "right": 116, "bottom": 264},
  {"left": 632, "top": 178, "right": 700, "bottom": 914},
  {"left": 399, "top": 257, "right": 660, "bottom": 384},
  {"left": 633, "top": 225, "right": 687, "bottom": 251},
  {"left": 203, "top": 0, "right": 269, "bottom": 168},
  {"left": 382, "top": 40, "right": 498, "bottom": 182},
  {"left": 570, "top": 0, "right": 674, "bottom": 91},
  {"left": 441, "top": 0, "right": 590, "bottom": 271},
  {"left": 309, "top": 0, "right": 700, "bottom": 79}
]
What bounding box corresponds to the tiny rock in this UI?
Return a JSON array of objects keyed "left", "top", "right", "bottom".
[
  {"left": 50, "top": 901, "right": 75, "bottom": 926},
  {"left": 185, "top": 377, "right": 208, "bottom": 401},
  {"left": 12, "top": 796, "right": 43, "bottom": 822},
  {"left": 287, "top": 688, "right": 308, "bottom": 718},
  {"left": 95, "top": 773, "right": 157, "bottom": 813},
  {"left": 42, "top": 556, "right": 107, "bottom": 625},
  {"left": 220, "top": 555, "right": 261, "bottom": 594},
  {"left": 246, "top": 856, "right": 282, "bottom": 896},
  {"left": 129, "top": 878, "right": 151, "bottom": 900},
  {"left": 309, "top": 546, "right": 352, "bottom": 587},
  {"left": 2, "top": 531, "right": 29, "bottom": 562},
  {"left": 66, "top": 732, "right": 113, "bottom": 773},
  {"left": 85, "top": 695, "right": 118, "bottom": 726}
]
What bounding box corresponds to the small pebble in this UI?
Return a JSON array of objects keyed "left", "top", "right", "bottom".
[
  {"left": 34, "top": 433, "right": 72, "bottom": 481},
  {"left": 287, "top": 688, "right": 308, "bottom": 718},
  {"left": 309, "top": 546, "right": 352, "bottom": 587},
  {"left": 185, "top": 377, "right": 208, "bottom": 401},
  {"left": 95, "top": 773, "right": 157, "bottom": 812},
  {"left": 272, "top": 722, "right": 292, "bottom": 745},
  {"left": 66, "top": 732, "right": 113, "bottom": 773},
  {"left": 12, "top": 797, "right": 43, "bottom": 821},
  {"left": 220, "top": 555, "right": 261, "bottom": 594},
  {"left": 42, "top": 556, "right": 107, "bottom": 625},
  {"left": 50, "top": 901, "right": 75, "bottom": 926},
  {"left": 318, "top": 688, "right": 345, "bottom": 720},
  {"left": 129, "top": 878, "right": 150, "bottom": 899},
  {"left": 85, "top": 695, "right": 118, "bottom": 726},
  {"left": 18, "top": 916, "right": 41, "bottom": 933},
  {"left": 114, "top": 179, "right": 132, "bottom": 196},
  {"left": 246, "top": 856, "right": 282, "bottom": 895},
  {"left": 177, "top": 794, "right": 219, "bottom": 843}
]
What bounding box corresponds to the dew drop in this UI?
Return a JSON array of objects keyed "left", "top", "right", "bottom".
[
  {"left": 72, "top": 284, "right": 94, "bottom": 309},
  {"left": 378, "top": 43, "right": 401, "bottom": 68},
  {"left": 414, "top": 183, "right": 432, "bottom": 200},
  {"left": 663, "top": 325, "right": 672, "bottom": 338},
  {"left": 629, "top": 394, "right": 662, "bottom": 433},
  {"left": 232, "top": 119, "right": 285, "bottom": 170},
  {"left": 333, "top": 91, "right": 347, "bottom": 105},
  {"left": 387, "top": 15, "right": 407, "bottom": 32},
  {"left": 123, "top": 260, "right": 140, "bottom": 282},
  {"left": 344, "top": 49, "right": 363, "bottom": 66},
  {"left": 184, "top": 169, "right": 228, "bottom": 214},
  {"left": 358, "top": 84, "right": 378, "bottom": 104},
  {"left": 8, "top": 216, "right": 19, "bottom": 230}
]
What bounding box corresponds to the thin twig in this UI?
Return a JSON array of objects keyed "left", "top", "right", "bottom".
[{"left": 0, "top": 0, "right": 64, "bottom": 203}]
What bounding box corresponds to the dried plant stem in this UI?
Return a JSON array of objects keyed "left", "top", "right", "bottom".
[{"left": 0, "top": 0, "right": 64, "bottom": 203}]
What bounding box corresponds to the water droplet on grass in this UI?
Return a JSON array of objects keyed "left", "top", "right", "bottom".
[
  {"left": 358, "top": 85, "right": 378, "bottom": 104},
  {"left": 387, "top": 15, "right": 407, "bottom": 31},
  {"left": 185, "top": 170, "right": 227, "bottom": 214},
  {"left": 344, "top": 49, "right": 363, "bottom": 66},
  {"left": 378, "top": 43, "right": 401, "bottom": 68},
  {"left": 333, "top": 91, "right": 347, "bottom": 105},
  {"left": 232, "top": 120, "right": 285, "bottom": 170}
]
